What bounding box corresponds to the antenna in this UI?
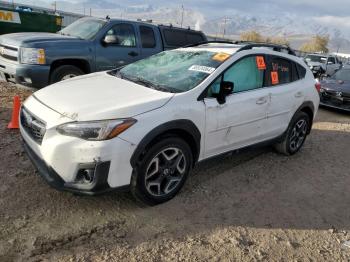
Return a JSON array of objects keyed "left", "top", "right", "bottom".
[{"left": 180, "top": 5, "right": 184, "bottom": 28}]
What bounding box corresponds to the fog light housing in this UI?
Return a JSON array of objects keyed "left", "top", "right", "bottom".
[{"left": 75, "top": 164, "right": 96, "bottom": 184}]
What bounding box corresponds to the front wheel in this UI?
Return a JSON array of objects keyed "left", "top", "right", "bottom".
[
  {"left": 131, "top": 137, "right": 193, "bottom": 205},
  {"left": 274, "top": 111, "right": 310, "bottom": 155},
  {"left": 50, "top": 65, "right": 84, "bottom": 84}
]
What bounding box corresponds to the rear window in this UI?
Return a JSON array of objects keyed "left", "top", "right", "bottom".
[
  {"left": 163, "top": 29, "right": 205, "bottom": 47},
  {"left": 296, "top": 63, "right": 306, "bottom": 79}
]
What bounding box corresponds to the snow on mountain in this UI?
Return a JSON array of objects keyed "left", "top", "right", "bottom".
[{"left": 13, "top": 0, "right": 350, "bottom": 52}]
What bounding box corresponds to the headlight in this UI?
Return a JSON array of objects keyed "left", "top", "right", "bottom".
[
  {"left": 56, "top": 119, "right": 136, "bottom": 141},
  {"left": 20, "top": 48, "right": 46, "bottom": 64}
]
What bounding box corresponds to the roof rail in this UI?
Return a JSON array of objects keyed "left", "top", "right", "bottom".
[
  {"left": 235, "top": 41, "right": 296, "bottom": 56},
  {"left": 184, "top": 40, "right": 296, "bottom": 56}
]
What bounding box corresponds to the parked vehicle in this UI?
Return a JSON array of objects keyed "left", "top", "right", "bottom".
[
  {"left": 304, "top": 54, "right": 342, "bottom": 77},
  {"left": 20, "top": 42, "right": 319, "bottom": 205},
  {"left": 0, "top": 17, "right": 207, "bottom": 88},
  {"left": 0, "top": 7, "right": 62, "bottom": 35},
  {"left": 319, "top": 67, "right": 350, "bottom": 111}
]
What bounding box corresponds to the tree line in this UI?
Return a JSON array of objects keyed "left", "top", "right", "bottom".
[{"left": 240, "top": 31, "right": 329, "bottom": 53}]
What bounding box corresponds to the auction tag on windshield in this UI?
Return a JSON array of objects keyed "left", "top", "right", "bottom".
[
  {"left": 212, "top": 52, "right": 231, "bottom": 62},
  {"left": 189, "top": 65, "right": 215, "bottom": 74},
  {"left": 271, "top": 71, "right": 279, "bottom": 85},
  {"left": 256, "top": 56, "right": 266, "bottom": 70}
]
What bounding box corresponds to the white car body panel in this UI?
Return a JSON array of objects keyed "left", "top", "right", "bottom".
[
  {"left": 20, "top": 43, "right": 320, "bottom": 194},
  {"left": 33, "top": 72, "right": 174, "bottom": 121}
]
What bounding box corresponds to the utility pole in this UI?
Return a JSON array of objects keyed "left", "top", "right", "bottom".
[
  {"left": 222, "top": 17, "right": 227, "bottom": 38},
  {"left": 180, "top": 5, "right": 184, "bottom": 28},
  {"left": 89, "top": 8, "right": 91, "bottom": 16}
]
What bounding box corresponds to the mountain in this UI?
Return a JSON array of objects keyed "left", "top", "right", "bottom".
[{"left": 14, "top": 0, "right": 350, "bottom": 53}]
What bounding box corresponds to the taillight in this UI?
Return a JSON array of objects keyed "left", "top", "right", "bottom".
[{"left": 315, "top": 82, "right": 321, "bottom": 93}]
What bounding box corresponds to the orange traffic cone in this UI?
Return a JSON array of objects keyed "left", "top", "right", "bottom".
[{"left": 7, "top": 96, "right": 21, "bottom": 129}]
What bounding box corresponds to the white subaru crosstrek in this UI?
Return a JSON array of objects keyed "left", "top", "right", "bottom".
[{"left": 20, "top": 42, "right": 320, "bottom": 205}]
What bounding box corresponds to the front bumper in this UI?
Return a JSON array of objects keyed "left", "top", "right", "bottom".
[
  {"left": 23, "top": 140, "right": 129, "bottom": 195},
  {"left": 320, "top": 94, "right": 350, "bottom": 112},
  {"left": 0, "top": 57, "right": 50, "bottom": 88}
]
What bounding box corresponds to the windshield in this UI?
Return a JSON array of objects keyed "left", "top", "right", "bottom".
[
  {"left": 59, "top": 18, "right": 106, "bottom": 40},
  {"left": 331, "top": 69, "right": 350, "bottom": 81},
  {"left": 116, "top": 50, "right": 227, "bottom": 93},
  {"left": 305, "top": 55, "right": 327, "bottom": 64}
]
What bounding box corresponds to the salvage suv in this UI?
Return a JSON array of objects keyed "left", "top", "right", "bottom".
[
  {"left": 0, "top": 17, "right": 206, "bottom": 88},
  {"left": 20, "top": 42, "right": 320, "bottom": 205}
]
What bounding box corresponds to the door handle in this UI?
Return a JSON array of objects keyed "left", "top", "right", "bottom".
[
  {"left": 128, "top": 51, "right": 138, "bottom": 57},
  {"left": 295, "top": 91, "right": 303, "bottom": 98},
  {"left": 256, "top": 97, "right": 268, "bottom": 105}
]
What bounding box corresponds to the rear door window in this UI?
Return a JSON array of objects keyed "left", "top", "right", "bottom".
[
  {"left": 268, "top": 57, "right": 292, "bottom": 85},
  {"left": 140, "top": 26, "right": 156, "bottom": 48}
]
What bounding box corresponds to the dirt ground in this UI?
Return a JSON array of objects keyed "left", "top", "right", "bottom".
[{"left": 1, "top": 81, "right": 350, "bottom": 262}]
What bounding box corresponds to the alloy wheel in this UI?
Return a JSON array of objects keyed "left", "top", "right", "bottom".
[
  {"left": 145, "top": 147, "right": 186, "bottom": 197},
  {"left": 289, "top": 119, "right": 307, "bottom": 152}
]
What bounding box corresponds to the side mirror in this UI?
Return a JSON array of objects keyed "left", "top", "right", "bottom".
[
  {"left": 217, "top": 81, "right": 234, "bottom": 104},
  {"left": 103, "top": 35, "right": 119, "bottom": 45}
]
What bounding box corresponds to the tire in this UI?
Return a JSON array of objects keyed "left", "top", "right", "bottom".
[
  {"left": 50, "top": 65, "right": 84, "bottom": 84},
  {"left": 274, "top": 111, "right": 310, "bottom": 156},
  {"left": 131, "top": 137, "right": 193, "bottom": 205}
]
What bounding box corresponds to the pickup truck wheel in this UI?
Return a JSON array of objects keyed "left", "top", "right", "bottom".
[
  {"left": 131, "top": 137, "right": 193, "bottom": 206},
  {"left": 50, "top": 65, "right": 84, "bottom": 84},
  {"left": 274, "top": 111, "right": 310, "bottom": 156}
]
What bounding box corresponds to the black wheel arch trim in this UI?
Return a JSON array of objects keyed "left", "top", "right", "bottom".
[
  {"left": 130, "top": 119, "right": 201, "bottom": 167},
  {"left": 294, "top": 101, "right": 315, "bottom": 134}
]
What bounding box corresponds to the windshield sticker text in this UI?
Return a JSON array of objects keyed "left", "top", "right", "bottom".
[{"left": 189, "top": 65, "right": 215, "bottom": 74}]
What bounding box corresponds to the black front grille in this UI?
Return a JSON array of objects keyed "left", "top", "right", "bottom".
[{"left": 20, "top": 107, "right": 46, "bottom": 144}]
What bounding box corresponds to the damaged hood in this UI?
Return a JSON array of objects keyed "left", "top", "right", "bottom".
[{"left": 33, "top": 72, "right": 174, "bottom": 121}]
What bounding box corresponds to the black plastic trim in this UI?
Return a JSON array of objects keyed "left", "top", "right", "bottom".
[{"left": 130, "top": 119, "right": 201, "bottom": 167}]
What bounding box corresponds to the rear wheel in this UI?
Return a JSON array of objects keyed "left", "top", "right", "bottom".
[
  {"left": 274, "top": 111, "right": 310, "bottom": 155},
  {"left": 50, "top": 65, "right": 84, "bottom": 84},
  {"left": 131, "top": 137, "right": 193, "bottom": 205}
]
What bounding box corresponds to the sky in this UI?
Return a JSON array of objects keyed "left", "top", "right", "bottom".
[
  {"left": 37, "top": 0, "right": 350, "bottom": 18},
  {"left": 22, "top": 0, "right": 350, "bottom": 38}
]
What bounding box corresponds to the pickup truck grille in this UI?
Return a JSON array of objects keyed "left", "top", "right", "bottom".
[
  {"left": 0, "top": 44, "right": 18, "bottom": 62},
  {"left": 20, "top": 107, "right": 46, "bottom": 145}
]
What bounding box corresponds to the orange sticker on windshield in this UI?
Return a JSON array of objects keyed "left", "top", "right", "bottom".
[
  {"left": 256, "top": 56, "right": 266, "bottom": 70},
  {"left": 212, "top": 52, "right": 231, "bottom": 62},
  {"left": 271, "top": 71, "right": 279, "bottom": 85}
]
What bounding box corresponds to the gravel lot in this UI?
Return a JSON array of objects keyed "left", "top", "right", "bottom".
[{"left": 1, "top": 81, "right": 350, "bottom": 261}]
